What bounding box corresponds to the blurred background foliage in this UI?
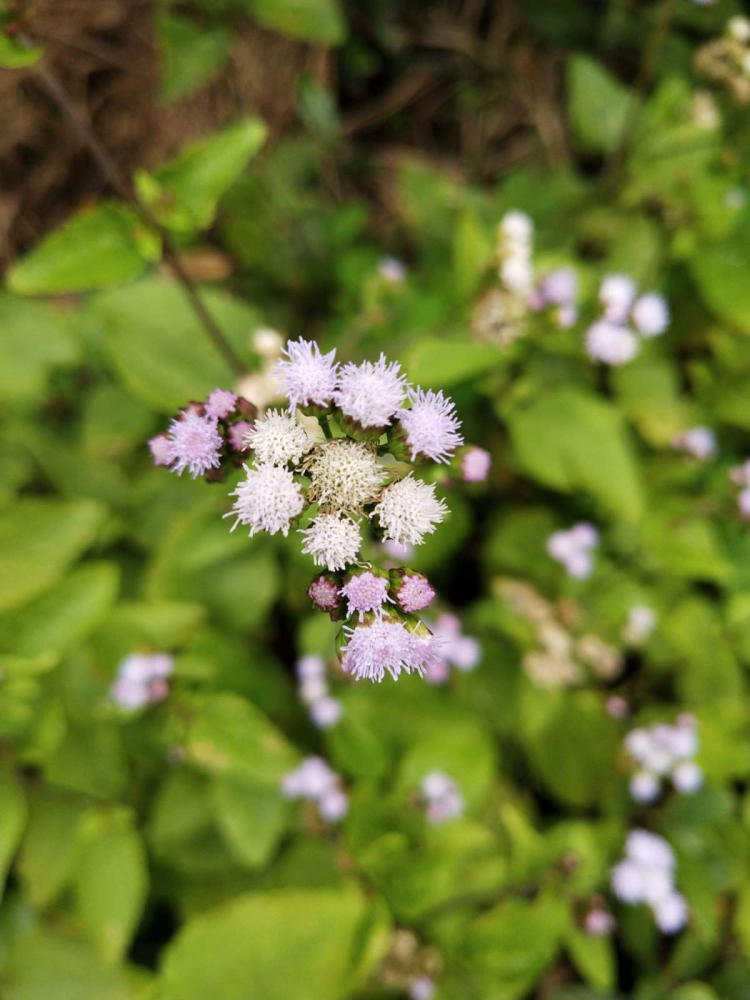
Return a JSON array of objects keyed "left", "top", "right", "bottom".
[{"left": 2, "top": 0, "right": 750, "bottom": 997}]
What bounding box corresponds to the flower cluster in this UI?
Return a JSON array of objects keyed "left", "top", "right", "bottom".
[
  {"left": 110, "top": 653, "right": 173, "bottom": 710},
  {"left": 497, "top": 578, "right": 623, "bottom": 687},
  {"left": 546, "top": 522, "right": 599, "bottom": 579},
  {"left": 422, "top": 612, "right": 481, "bottom": 684},
  {"left": 150, "top": 339, "right": 479, "bottom": 680},
  {"left": 586, "top": 275, "right": 669, "bottom": 366},
  {"left": 611, "top": 830, "right": 688, "bottom": 934},
  {"left": 528, "top": 266, "right": 579, "bottom": 329},
  {"left": 295, "top": 655, "right": 342, "bottom": 729},
  {"left": 280, "top": 756, "right": 348, "bottom": 822},
  {"left": 696, "top": 16, "right": 750, "bottom": 104},
  {"left": 420, "top": 770, "right": 465, "bottom": 825},
  {"left": 583, "top": 903, "right": 616, "bottom": 937},
  {"left": 673, "top": 426, "right": 717, "bottom": 461},
  {"left": 729, "top": 459, "right": 750, "bottom": 517},
  {"left": 624, "top": 715, "right": 703, "bottom": 803}
]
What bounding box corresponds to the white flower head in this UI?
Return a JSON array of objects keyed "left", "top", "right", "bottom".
[
  {"left": 626, "top": 830, "right": 675, "bottom": 871},
  {"left": 300, "top": 513, "right": 361, "bottom": 571},
  {"left": 226, "top": 463, "right": 304, "bottom": 537},
  {"left": 272, "top": 338, "right": 340, "bottom": 410},
  {"left": 373, "top": 474, "right": 448, "bottom": 546},
  {"left": 674, "top": 426, "right": 716, "bottom": 461},
  {"left": 397, "top": 387, "right": 464, "bottom": 464},
  {"left": 310, "top": 696, "right": 343, "bottom": 729},
  {"left": 600, "top": 274, "right": 637, "bottom": 323},
  {"left": 653, "top": 892, "right": 688, "bottom": 934},
  {"left": 586, "top": 321, "right": 639, "bottom": 366},
  {"left": 630, "top": 771, "right": 661, "bottom": 803},
  {"left": 611, "top": 859, "right": 646, "bottom": 903},
  {"left": 308, "top": 439, "right": 385, "bottom": 512},
  {"left": 247, "top": 409, "right": 313, "bottom": 466},
  {"left": 672, "top": 760, "right": 703, "bottom": 794},
  {"left": 500, "top": 210, "right": 534, "bottom": 243},
  {"left": 334, "top": 353, "right": 409, "bottom": 429},
  {"left": 632, "top": 293, "right": 670, "bottom": 337}
]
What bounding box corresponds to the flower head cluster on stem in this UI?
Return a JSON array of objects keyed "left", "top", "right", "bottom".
[{"left": 149, "top": 338, "right": 479, "bottom": 681}]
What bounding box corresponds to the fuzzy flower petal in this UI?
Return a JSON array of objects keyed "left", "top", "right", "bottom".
[
  {"left": 166, "top": 410, "right": 223, "bottom": 479},
  {"left": 300, "top": 513, "right": 361, "bottom": 571},
  {"left": 247, "top": 409, "right": 313, "bottom": 466},
  {"left": 397, "top": 387, "right": 463, "bottom": 464},
  {"left": 226, "top": 463, "right": 304, "bottom": 536},
  {"left": 373, "top": 474, "right": 448, "bottom": 547},
  {"left": 272, "top": 338, "right": 340, "bottom": 410},
  {"left": 334, "top": 353, "right": 409, "bottom": 429}
]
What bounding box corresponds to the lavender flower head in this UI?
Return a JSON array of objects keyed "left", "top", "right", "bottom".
[
  {"left": 673, "top": 426, "right": 716, "bottom": 461},
  {"left": 340, "top": 615, "right": 435, "bottom": 683},
  {"left": 586, "top": 321, "right": 638, "bottom": 366},
  {"left": 272, "top": 338, "right": 340, "bottom": 410},
  {"left": 460, "top": 446, "right": 491, "bottom": 483},
  {"left": 421, "top": 770, "right": 465, "bottom": 825},
  {"left": 204, "top": 388, "right": 237, "bottom": 419},
  {"left": 397, "top": 388, "right": 464, "bottom": 464},
  {"left": 547, "top": 523, "right": 599, "bottom": 580},
  {"left": 600, "top": 274, "right": 637, "bottom": 323},
  {"left": 611, "top": 829, "right": 687, "bottom": 934},
  {"left": 392, "top": 570, "right": 435, "bottom": 614},
  {"left": 148, "top": 434, "right": 172, "bottom": 467},
  {"left": 166, "top": 410, "right": 223, "bottom": 478},
  {"left": 111, "top": 653, "right": 173, "bottom": 710},
  {"left": 228, "top": 420, "right": 254, "bottom": 452},
  {"left": 340, "top": 570, "right": 391, "bottom": 620},
  {"left": 632, "top": 293, "right": 670, "bottom": 337}
]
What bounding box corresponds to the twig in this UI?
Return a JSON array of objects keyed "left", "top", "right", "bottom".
[
  {"left": 33, "top": 57, "right": 246, "bottom": 376},
  {"left": 608, "top": 0, "right": 679, "bottom": 175}
]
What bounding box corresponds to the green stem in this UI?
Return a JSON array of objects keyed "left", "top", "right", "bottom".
[{"left": 320, "top": 415, "right": 333, "bottom": 440}]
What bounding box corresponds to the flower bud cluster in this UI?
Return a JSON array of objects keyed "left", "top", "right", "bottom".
[
  {"left": 150, "top": 339, "right": 481, "bottom": 680},
  {"left": 696, "top": 17, "right": 750, "bottom": 104},
  {"left": 528, "top": 266, "right": 579, "bottom": 329},
  {"left": 497, "top": 578, "right": 623, "bottom": 687},
  {"left": 546, "top": 522, "right": 599, "bottom": 580},
  {"left": 295, "top": 655, "right": 343, "bottom": 729},
  {"left": 624, "top": 715, "right": 702, "bottom": 803},
  {"left": 149, "top": 389, "right": 257, "bottom": 479},
  {"left": 420, "top": 770, "right": 465, "bottom": 825},
  {"left": 280, "top": 755, "right": 348, "bottom": 822},
  {"left": 611, "top": 830, "right": 688, "bottom": 934},
  {"left": 586, "top": 275, "right": 669, "bottom": 366},
  {"left": 110, "top": 653, "right": 173, "bottom": 710}
]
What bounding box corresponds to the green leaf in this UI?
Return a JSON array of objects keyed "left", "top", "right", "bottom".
[
  {"left": 75, "top": 822, "right": 148, "bottom": 962},
  {"left": 213, "top": 775, "right": 289, "bottom": 868},
  {"left": 0, "top": 295, "right": 79, "bottom": 407},
  {"left": 690, "top": 219, "right": 750, "bottom": 335},
  {"left": 612, "top": 354, "right": 688, "bottom": 445},
  {"left": 452, "top": 210, "right": 492, "bottom": 299},
  {"left": 184, "top": 692, "right": 298, "bottom": 784},
  {"left": 91, "top": 278, "right": 257, "bottom": 412},
  {"left": 161, "top": 886, "right": 375, "bottom": 1000},
  {"left": 1, "top": 929, "right": 137, "bottom": 1000},
  {"left": 0, "top": 773, "right": 26, "bottom": 902},
  {"left": 508, "top": 387, "right": 644, "bottom": 520},
  {"left": 6, "top": 203, "right": 155, "bottom": 295},
  {"left": 464, "top": 897, "right": 566, "bottom": 995},
  {"left": 243, "top": 0, "right": 346, "bottom": 45},
  {"left": 567, "top": 55, "right": 635, "bottom": 155},
  {"left": 158, "top": 13, "right": 231, "bottom": 103},
  {"left": 0, "top": 498, "right": 105, "bottom": 614},
  {"left": 0, "top": 34, "right": 42, "bottom": 68},
  {"left": 405, "top": 339, "right": 503, "bottom": 389},
  {"left": 528, "top": 693, "right": 620, "bottom": 808},
  {"left": 566, "top": 925, "right": 616, "bottom": 992},
  {"left": 144, "top": 118, "right": 267, "bottom": 231},
  {"left": 0, "top": 563, "right": 119, "bottom": 658},
  {"left": 18, "top": 788, "right": 89, "bottom": 909}
]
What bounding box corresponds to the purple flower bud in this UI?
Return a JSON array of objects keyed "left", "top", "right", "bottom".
[
  {"left": 227, "top": 420, "right": 254, "bottom": 452},
  {"left": 340, "top": 568, "right": 391, "bottom": 621},
  {"left": 205, "top": 388, "right": 237, "bottom": 419},
  {"left": 148, "top": 434, "right": 172, "bottom": 467},
  {"left": 459, "top": 446, "right": 491, "bottom": 483},
  {"left": 390, "top": 569, "right": 436, "bottom": 614},
  {"left": 584, "top": 908, "right": 615, "bottom": 937},
  {"left": 307, "top": 573, "right": 345, "bottom": 619}
]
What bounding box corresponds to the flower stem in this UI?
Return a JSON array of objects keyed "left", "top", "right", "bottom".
[{"left": 320, "top": 415, "right": 333, "bottom": 440}]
